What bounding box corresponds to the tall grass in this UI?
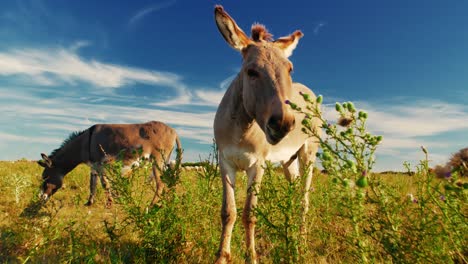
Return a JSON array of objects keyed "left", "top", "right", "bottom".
[{"left": 0, "top": 98, "right": 466, "bottom": 263}]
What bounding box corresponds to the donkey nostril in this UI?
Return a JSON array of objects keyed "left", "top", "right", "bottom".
[{"left": 267, "top": 117, "right": 281, "bottom": 131}]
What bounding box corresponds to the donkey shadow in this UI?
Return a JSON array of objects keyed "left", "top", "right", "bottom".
[{"left": 20, "top": 200, "right": 49, "bottom": 218}]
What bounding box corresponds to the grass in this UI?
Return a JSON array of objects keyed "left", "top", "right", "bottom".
[
  {"left": 0, "top": 159, "right": 465, "bottom": 263},
  {"left": 0, "top": 98, "right": 465, "bottom": 263}
]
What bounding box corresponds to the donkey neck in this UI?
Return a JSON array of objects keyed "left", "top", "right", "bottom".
[
  {"left": 226, "top": 74, "right": 255, "bottom": 127},
  {"left": 51, "top": 130, "right": 90, "bottom": 174}
]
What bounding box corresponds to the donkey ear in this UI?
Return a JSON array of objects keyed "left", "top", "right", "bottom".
[
  {"left": 214, "top": 5, "right": 252, "bottom": 51},
  {"left": 39, "top": 153, "right": 53, "bottom": 168},
  {"left": 37, "top": 160, "right": 48, "bottom": 168},
  {"left": 274, "top": 30, "right": 304, "bottom": 58}
]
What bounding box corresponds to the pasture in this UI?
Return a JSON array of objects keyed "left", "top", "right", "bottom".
[{"left": 0, "top": 155, "right": 466, "bottom": 263}]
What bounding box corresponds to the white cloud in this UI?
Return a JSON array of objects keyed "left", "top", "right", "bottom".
[
  {"left": 313, "top": 21, "right": 327, "bottom": 35},
  {"left": 362, "top": 101, "right": 468, "bottom": 137},
  {"left": 128, "top": 0, "right": 177, "bottom": 27},
  {"left": 176, "top": 127, "right": 214, "bottom": 144},
  {"left": 0, "top": 47, "right": 183, "bottom": 89},
  {"left": 0, "top": 132, "right": 60, "bottom": 145},
  {"left": 152, "top": 74, "right": 236, "bottom": 107},
  {"left": 1, "top": 42, "right": 466, "bottom": 169},
  {"left": 320, "top": 99, "right": 468, "bottom": 171}
]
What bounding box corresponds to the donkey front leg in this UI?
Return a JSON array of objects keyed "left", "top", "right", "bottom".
[
  {"left": 242, "top": 164, "right": 264, "bottom": 264},
  {"left": 216, "top": 161, "right": 237, "bottom": 264},
  {"left": 85, "top": 169, "right": 99, "bottom": 206},
  {"left": 298, "top": 141, "right": 319, "bottom": 233},
  {"left": 98, "top": 168, "right": 113, "bottom": 208}
]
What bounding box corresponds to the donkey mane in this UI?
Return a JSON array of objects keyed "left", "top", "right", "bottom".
[
  {"left": 251, "top": 23, "right": 273, "bottom": 42},
  {"left": 49, "top": 129, "right": 87, "bottom": 159}
]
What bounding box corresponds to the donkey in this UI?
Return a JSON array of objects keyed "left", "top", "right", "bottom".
[
  {"left": 37, "top": 121, "right": 182, "bottom": 207},
  {"left": 213, "top": 6, "right": 321, "bottom": 263}
]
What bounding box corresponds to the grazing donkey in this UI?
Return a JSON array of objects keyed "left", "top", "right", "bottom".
[
  {"left": 37, "top": 121, "right": 182, "bottom": 207},
  {"left": 213, "top": 6, "right": 321, "bottom": 263}
]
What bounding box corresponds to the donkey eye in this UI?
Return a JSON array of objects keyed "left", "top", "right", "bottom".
[{"left": 247, "top": 69, "right": 259, "bottom": 78}]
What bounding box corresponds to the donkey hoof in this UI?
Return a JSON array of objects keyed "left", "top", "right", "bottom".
[
  {"left": 84, "top": 201, "right": 93, "bottom": 206},
  {"left": 215, "top": 251, "right": 232, "bottom": 264}
]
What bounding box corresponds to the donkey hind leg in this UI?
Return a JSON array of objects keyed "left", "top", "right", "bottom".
[
  {"left": 242, "top": 164, "right": 264, "bottom": 264},
  {"left": 215, "top": 160, "right": 237, "bottom": 264},
  {"left": 298, "top": 141, "right": 320, "bottom": 233},
  {"left": 150, "top": 161, "right": 165, "bottom": 205},
  {"left": 85, "top": 168, "right": 99, "bottom": 206},
  {"left": 97, "top": 166, "right": 113, "bottom": 208},
  {"left": 281, "top": 157, "right": 300, "bottom": 182}
]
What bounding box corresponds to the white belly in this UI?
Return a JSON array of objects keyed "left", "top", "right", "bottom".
[
  {"left": 222, "top": 147, "right": 259, "bottom": 171},
  {"left": 266, "top": 131, "right": 307, "bottom": 162}
]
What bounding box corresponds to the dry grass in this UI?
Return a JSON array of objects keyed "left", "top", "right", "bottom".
[{"left": 0, "top": 160, "right": 465, "bottom": 263}]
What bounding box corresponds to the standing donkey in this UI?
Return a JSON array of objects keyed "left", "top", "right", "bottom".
[
  {"left": 213, "top": 6, "right": 321, "bottom": 263},
  {"left": 37, "top": 121, "right": 182, "bottom": 207}
]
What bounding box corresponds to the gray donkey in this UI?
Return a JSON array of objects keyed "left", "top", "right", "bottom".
[{"left": 38, "top": 121, "right": 182, "bottom": 207}]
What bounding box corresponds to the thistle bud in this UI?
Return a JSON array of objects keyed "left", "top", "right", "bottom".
[
  {"left": 356, "top": 176, "right": 368, "bottom": 188},
  {"left": 421, "top": 146, "right": 428, "bottom": 154},
  {"left": 316, "top": 95, "right": 323, "bottom": 104},
  {"left": 342, "top": 179, "right": 350, "bottom": 188},
  {"left": 322, "top": 152, "right": 332, "bottom": 161},
  {"left": 358, "top": 111, "right": 368, "bottom": 120},
  {"left": 347, "top": 102, "right": 356, "bottom": 113},
  {"left": 376, "top": 135, "right": 383, "bottom": 142},
  {"left": 288, "top": 102, "right": 298, "bottom": 110},
  {"left": 335, "top": 103, "right": 343, "bottom": 113},
  {"left": 301, "top": 93, "right": 311, "bottom": 101}
]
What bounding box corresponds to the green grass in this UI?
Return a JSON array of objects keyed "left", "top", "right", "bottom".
[{"left": 0, "top": 159, "right": 465, "bottom": 263}]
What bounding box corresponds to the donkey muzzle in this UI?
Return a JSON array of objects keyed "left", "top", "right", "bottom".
[
  {"left": 39, "top": 192, "right": 50, "bottom": 203},
  {"left": 266, "top": 116, "right": 295, "bottom": 144}
]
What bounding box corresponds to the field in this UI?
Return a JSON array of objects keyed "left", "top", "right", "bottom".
[{"left": 0, "top": 157, "right": 466, "bottom": 263}]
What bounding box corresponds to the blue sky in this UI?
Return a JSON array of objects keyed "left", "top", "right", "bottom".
[{"left": 1, "top": 0, "right": 467, "bottom": 171}]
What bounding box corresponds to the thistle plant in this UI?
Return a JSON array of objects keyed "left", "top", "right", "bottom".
[
  {"left": 289, "top": 94, "right": 467, "bottom": 263},
  {"left": 1, "top": 173, "right": 32, "bottom": 204},
  {"left": 102, "top": 150, "right": 186, "bottom": 263},
  {"left": 288, "top": 93, "right": 382, "bottom": 188}
]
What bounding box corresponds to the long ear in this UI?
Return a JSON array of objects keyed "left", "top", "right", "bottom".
[
  {"left": 39, "top": 153, "right": 53, "bottom": 168},
  {"left": 274, "top": 30, "right": 304, "bottom": 58},
  {"left": 37, "top": 160, "right": 48, "bottom": 168},
  {"left": 214, "top": 5, "right": 251, "bottom": 51}
]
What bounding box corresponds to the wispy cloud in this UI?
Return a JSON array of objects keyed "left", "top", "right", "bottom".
[
  {"left": 359, "top": 100, "right": 468, "bottom": 137},
  {"left": 313, "top": 21, "right": 327, "bottom": 35},
  {"left": 128, "top": 0, "right": 177, "bottom": 27},
  {"left": 0, "top": 46, "right": 183, "bottom": 89},
  {"left": 152, "top": 74, "right": 236, "bottom": 107},
  {"left": 0, "top": 132, "right": 60, "bottom": 145},
  {"left": 321, "top": 99, "right": 468, "bottom": 171},
  {"left": 1, "top": 41, "right": 466, "bottom": 170}
]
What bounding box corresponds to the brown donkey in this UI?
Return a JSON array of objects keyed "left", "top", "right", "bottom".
[
  {"left": 213, "top": 6, "right": 321, "bottom": 263},
  {"left": 37, "top": 121, "right": 182, "bottom": 207}
]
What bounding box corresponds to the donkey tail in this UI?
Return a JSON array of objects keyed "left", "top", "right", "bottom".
[{"left": 175, "top": 134, "right": 183, "bottom": 165}]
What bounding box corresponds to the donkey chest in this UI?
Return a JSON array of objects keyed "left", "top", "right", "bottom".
[{"left": 222, "top": 147, "right": 260, "bottom": 171}]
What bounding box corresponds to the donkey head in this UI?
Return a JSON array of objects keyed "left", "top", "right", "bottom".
[
  {"left": 37, "top": 153, "right": 64, "bottom": 202},
  {"left": 215, "top": 5, "right": 303, "bottom": 144}
]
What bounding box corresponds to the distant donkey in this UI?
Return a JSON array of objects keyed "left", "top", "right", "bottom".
[
  {"left": 37, "top": 121, "right": 182, "bottom": 207},
  {"left": 213, "top": 6, "right": 321, "bottom": 263}
]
